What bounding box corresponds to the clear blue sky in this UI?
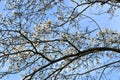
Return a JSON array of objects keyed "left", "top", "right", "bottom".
[{"left": 66, "top": 0, "right": 120, "bottom": 31}]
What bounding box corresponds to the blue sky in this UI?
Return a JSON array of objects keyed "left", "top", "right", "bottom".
[
  {"left": 0, "top": 1, "right": 120, "bottom": 80},
  {"left": 67, "top": 0, "right": 120, "bottom": 31},
  {"left": 92, "top": 8, "right": 120, "bottom": 31}
]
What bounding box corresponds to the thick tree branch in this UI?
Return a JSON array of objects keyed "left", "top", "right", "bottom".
[{"left": 23, "top": 47, "right": 120, "bottom": 79}]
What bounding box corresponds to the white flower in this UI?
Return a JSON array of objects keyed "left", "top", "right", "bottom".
[
  {"left": 110, "top": 36, "right": 115, "bottom": 42},
  {"left": 43, "top": 0, "right": 47, "bottom": 4},
  {"left": 17, "top": 0, "right": 21, "bottom": 2},
  {"left": 84, "top": 34, "right": 88, "bottom": 38},
  {"left": 103, "top": 28, "right": 108, "bottom": 33},
  {"left": 34, "top": 26, "right": 40, "bottom": 31},
  {"left": 0, "top": 12, "right": 2, "bottom": 17},
  {"left": 88, "top": 40, "right": 92, "bottom": 46},
  {"left": 33, "top": 68, "right": 37, "bottom": 71},
  {"left": 32, "top": 32, "right": 38, "bottom": 38},
  {"left": 9, "top": 60, "right": 12, "bottom": 64},
  {"left": 12, "top": 10, "right": 18, "bottom": 16},
  {"left": 58, "top": 16, "right": 63, "bottom": 20},
  {"left": 118, "top": 33, "right": 120, "bottom": 38},
  {"left": 71, "top": 0, "right": 75, "bottom": 2},
  {"left": 60, "top": 33, "right": 68, "bottom": 38},
  {"left": 8, "top": 66, "right": 12, "bottom": 71},
  {"left": 46, "top": 20, "right": 52, "bottom": 24},
  {"left": 77, "top": 32, "right": 82, "bottom": 37},
  {"left": 98, "top": 32, "right": 102, "bottom": 36}
]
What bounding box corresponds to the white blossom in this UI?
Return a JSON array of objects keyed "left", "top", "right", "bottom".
[
  {"left": 98, "top": 32, "right": 103, "bottom": 36},
  {"left": 58, "top": 16, "right": 63, "bottom": 20},
  {"left": 103, "top": 28, "right": 108, "bottom": 33},
  {"left": 0, "top": 12, "right": 2, "bottom": 17},
  {"left": 60, "top": 33, "right": 68, "bottom": 38},
  {"left": 46, "top": 20, "right": 52, "bottom": 25},
  {"left": 8, "top": 66, "right": 12, "bottom": 71},
  {"left": 118, "top": 33, "right": 120, "bottom": 38},
  {"left": 8, "top": 60, "right": 12, "bottom": 64}
]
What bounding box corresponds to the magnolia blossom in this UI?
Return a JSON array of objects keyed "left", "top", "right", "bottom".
[
  {"left": 49, "top": 53, "right": 56, "bottom": 59},
  {"left": 34, "top": 26, "right": 40, "bottom": 31},
  {"left": 34, "top": 23, "right": 52, "bottom": 33},
  {"left": 71, "top": 0, "right": 75, "bottom": 2},
  {"left": 58, "top": 16, "right": 63, "bottom": 20},
  {"left": 0, "top": 12, "right": 2, "bottom": 16},
  {"left": 8, "top": 60, "right": 12, "bottom": 64},
  {"left": 41, "top": 24, "right": 48, "bottom": 30},
  {"left": 60, "top": 33, "right": 68, "bottom": 38},
  {"left": 110, "top": 36, "right": 115, "bottom": 42},
  {"left": 97, "top": 32, "right": 103, "bottom": 36},
  {"left": 8, "top": 66, "right": 12, "bottom": 71},
  {"left": 88, "top": 40, "right": 92, "bottom": 46},
  {"left": 17, "top": 0, "right": 20, "bottom": 1},
  {"left": 43, "top": 0, "right": 47, "bottom": 4},
  {"left": 118, "top": 33, "right": 120, "bottom": 38},
  {"left": 14, "top": 45, "right": 23, "bottom": 50},
  {"left": 46, "top": 20, "right": 52, "bottom": 24},
  {"left": 33, "top": 68, "right": 37, "bottom": 71},
  {"left": 103, "top": 28, "right": 108, "bottom": 33}
]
